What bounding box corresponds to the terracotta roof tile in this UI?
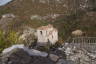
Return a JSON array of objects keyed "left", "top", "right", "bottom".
[{"left": 37, "top": 24, "right": 53, "bottom": 30}]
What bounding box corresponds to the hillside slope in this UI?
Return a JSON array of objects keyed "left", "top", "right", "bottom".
[{"left": 0, "top": 0, "right": 96, "bottom": 41}]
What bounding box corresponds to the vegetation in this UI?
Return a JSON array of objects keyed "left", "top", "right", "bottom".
[
  {"left": 7, "top": 31, "right": 19, "bottom": 45},
  {"left": 0, "top": 30, "right": 19, "bottom": 53},
  {"left": 0, "top": 30, "right": 6, "bottom": 52}
]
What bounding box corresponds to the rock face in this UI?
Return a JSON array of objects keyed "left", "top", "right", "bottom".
[
  {"left": 59, "top": 43, "right": 96, "bottom": 64},
  {"left": 0, "top": 48, "right": 55, "bottom": 64},
  {"left": 2, "top": 44, "right": 48, "bottom": 57},
  {"left": 0, "top": 14, "right": 15, "bottom": 31},
  {"left": 0, "top": 13, "right": 24, "bottom": 32},
  {"left": 0, "top": 45, "right": 75, "bottom": 64},
  {"left": 1, "top": 48, "right": 32, "bottom": 64}
]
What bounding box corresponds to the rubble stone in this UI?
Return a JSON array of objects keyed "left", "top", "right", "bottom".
[
  {"left": 56, "top": 59, "right": 75, "bottom": 64},
  {"left": 49, "top": 54, "right": 59, "bottom": 62}
]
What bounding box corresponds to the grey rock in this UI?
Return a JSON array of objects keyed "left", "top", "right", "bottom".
[
  {"left": 2, "top": 14, "right": 15, "bottom": 18},
  {"left": 27, "top": 49, "right": 48, "bottom": 57},
  {"left": 0, "top": 48, "right": 55, "bottom": 64},
  {"left": 1, "top": 48, "right": 32, "bottom": 64},
  {"left": 49, "top": 54, "right": 59, "bottom": 62},
  {"left": 2, "top": 44, "right": 48, "bottom": 57},
  {"left": 56, "top": 59, "right": 75, "bottom": 64},
  {"left": 60, "top": 42, "right": 96, "bottom": 64}
]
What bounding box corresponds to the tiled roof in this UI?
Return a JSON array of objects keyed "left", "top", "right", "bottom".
[
  {"left": 37, "top": 24, "right": 53, "bottom": 30},
  {"left": 37, "top": 24, "right": 58, "bottom": 36}
]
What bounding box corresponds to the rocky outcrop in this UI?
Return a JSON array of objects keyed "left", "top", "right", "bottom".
[
  {"left": 59, "top": 43, "right": 96, "bottom": 64},
  {"left": 2, "top": 44, "right": 48, "bottom": 57},
  {"left": 0, "top": 13, "right": 24, "bottom": 32},
  {"left": 0, "top": 14, "right": 15, "bottom": 31},
  {"left": 0, "top": 48, "right": 54, "bottom": 64},
  {"left": 0, "top": 44, "right": 75, "bottom": 64}
]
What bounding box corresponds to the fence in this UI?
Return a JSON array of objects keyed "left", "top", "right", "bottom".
[
  {"left": 72, "top": 37, "right": 96, "bottom": 43},
  {"left": 66, "top": 37, "right": 96, "bottom": 64},
  {"left": 70, "top": 37, "right": 96, "bottom": 53}
]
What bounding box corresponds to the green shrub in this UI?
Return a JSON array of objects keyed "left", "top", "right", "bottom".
[
  {"left": 7, "top": 31, "right": 19, "bottom": 45},
  {"left": 0, "top": 30, "right": 19, "bottom": 53},
  {"left": 0, "top": 30, "right": 7, "bottom": 53}
]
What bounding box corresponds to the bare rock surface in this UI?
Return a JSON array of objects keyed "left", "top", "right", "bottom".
[
  {"left": 49, "top": 54, "right": 59, "bottom": 62},
  {"left": 59, "top": 43, "right": 96, "bottom": 64},
  {"left": 56, "top": 59, "right": 75, "bottom": 64},
  {"left": 0, "top": 48, "right": 55, "bottom": 64},
  {"left": 2, "top": 44, "right": 48, "bottom": 57},
  {"left": 0, "top": 44, "right": 75, "bottom": 64}
]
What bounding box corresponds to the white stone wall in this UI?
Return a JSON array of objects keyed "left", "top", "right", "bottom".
[
  {"left": 53, "top": 30, "right": 58, "bottom": 43},
  {"left": 37, "top": 30, "right": 48, "bottom": 45},
  {"left": 48, "top": 30, "right": 58, "bottom": 44},
  {"left": 37, "top": 27, "right": 58, "bottom": 46}
]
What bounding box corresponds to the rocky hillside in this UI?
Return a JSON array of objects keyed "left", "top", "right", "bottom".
[
  {"left": 0, "top": 0, "right": 96, "bottom": 41},
  {"left": 0, "top": 0, "right": 96, "bottom": 17}
]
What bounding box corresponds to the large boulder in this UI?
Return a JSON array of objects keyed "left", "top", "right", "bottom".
[
  {"left": 49, "top": 54, "right": 60, "bottom": 62},
  {"left": 0, "top": 48, "right": 32, "bottom": 64},
  {"left": 0, "top": 48, "right": 55, "bottom": 64},
  {"left": 2, "top": 44, "right": 48, "bottom": 57}
]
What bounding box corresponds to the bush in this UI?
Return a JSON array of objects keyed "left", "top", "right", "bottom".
[
  {"left": 0, "top": 30, "right": 10, "bottom": 53},
  {"left": 0, "top": 30, "right": 19, "bottom": 53},
  {"left": 7, "top": 31, "right": 19, "bottom": 45}
]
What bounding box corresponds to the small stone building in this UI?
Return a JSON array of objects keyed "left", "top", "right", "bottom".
[{"left": 37, "top": 24, "right": 58, "bottom": 46}]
